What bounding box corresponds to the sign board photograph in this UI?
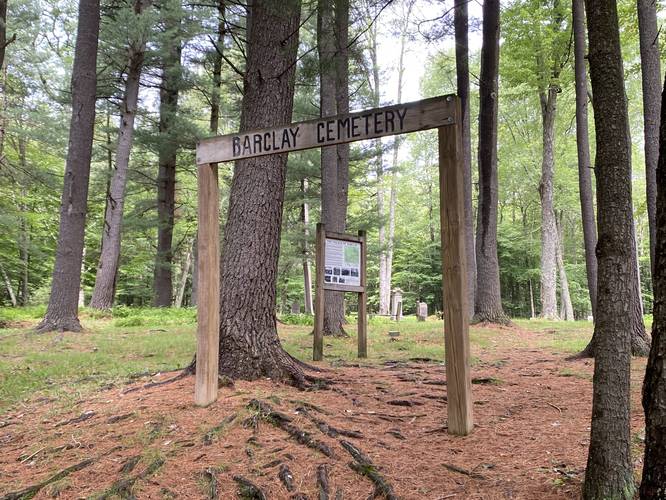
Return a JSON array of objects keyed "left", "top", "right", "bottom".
[{"left": 324, "top": 238, "right": 361, "bottom": 288}]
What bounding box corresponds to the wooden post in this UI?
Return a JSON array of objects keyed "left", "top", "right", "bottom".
[
  {"left": 195, "top": 163, "right": 220, "bottom": 407},
  {"left": 313, "top": 223, "right": 325, "bottom": 361},
  {"left": 439, "top": 97, "right": 473, "bottom": 435},
  {"left": 358, "top": 229, "right": 368, "bottom": 358}
]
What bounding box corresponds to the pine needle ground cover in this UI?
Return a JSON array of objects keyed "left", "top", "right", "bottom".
[{"left": 0, "top": 308, "right": 648, "bottom": 498}]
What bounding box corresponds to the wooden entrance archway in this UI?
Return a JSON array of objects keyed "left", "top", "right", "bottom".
[{"left": 194, "top": 94, "right": 473, "bottom": 436}]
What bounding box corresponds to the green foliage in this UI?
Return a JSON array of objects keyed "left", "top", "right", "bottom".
[{"left": 279, "top": 313, "right": 314, "bottom": 326}]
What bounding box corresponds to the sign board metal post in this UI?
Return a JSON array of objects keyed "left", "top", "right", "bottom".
[
  {"left": 194, "top": 163, "right": 220, "bottom": 407},
  {"left": 313, "top": 224, "right": 367, "bottom": 360},
  {"left": 439, "top": 100, "right": 474, "bottom": 435}
]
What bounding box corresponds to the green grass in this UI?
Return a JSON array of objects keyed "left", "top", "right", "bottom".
[
  {"left": 280, "top": 315, "right": 499, "bottom": 365},
  {"left": 0, "top": 307, "right": 603, "bottom": 415},
  {"left": 0, "top": 307, "right": 197, "bottom": 413},
  {"left": 514, "top": 319, "right": 593, "bottom": 353}
]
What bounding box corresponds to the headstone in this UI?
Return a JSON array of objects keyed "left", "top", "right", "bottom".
[
  {"left": 417, "top": 302, "right": 428, "bottom": 321},
  {"left": 390, "top": 288, "right": 403, "bottom": 321},
  {"left": 291, "top": 301, "right": 300, "bottom": 314}
]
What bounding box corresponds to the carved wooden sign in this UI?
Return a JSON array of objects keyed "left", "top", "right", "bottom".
[{"left": 196, "top": 95, "right": 456, "bottom": 164}]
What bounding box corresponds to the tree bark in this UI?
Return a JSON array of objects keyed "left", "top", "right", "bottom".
[
  {"left": 209, "top": 0, "right": 224, "bottom": 135},
  {"left": 556, "top": 217, "right": 574, "bottom": 321},
  {"left": 318, "top": 0, "right": 347, "bottom": 335},
  {"left": 301, "top": 178, "right": 314, "bottom": 315},
  {"left": 637, "top": 0, "right": 661, "bottom": 278},
  {"left": 153, "top": 2, "right": 181, "bottom": 307},
  {"left": 0, "top": 0, "right": 11, "bottom": 70},
  {"left": 384, "top": 0, "right": 414, "bottom": 318},
  {"left": 36, "top": 0, "right": 100, "bottom": 332},
  {"left": 0, "top": 262, "right": 16, "bottom": 307},
  {"left": 582, "top": 0, "right": 637, "bottom": 496},
  {"left": 474, "top": 0, "right": 509, "bottom": 325},
  {"left": 17, "top": 139, "right": 29, "bottom": 305},
  {"left": 572, "top": 0, "right": 598, "bottom": 318},
  {"left": 640, "top": 68, "right": 666, "bottom": 500},
  {"left": 216, "top": 0, "right": 304, "bottom": 385},
  {"left": 539, "top": 87, "right": 559, "bottom": 319},
  {"left": 366, "top": 17, "right": 389, "bottom": 316},
  {"left": 454, "top": 0, "right": 476, "bottom": 319},
  {"left": 174, "top": 238, "right": 192, "bottom": 308},
  {"left": 90, "top": 0, "right": 149, "bottom": 309}
]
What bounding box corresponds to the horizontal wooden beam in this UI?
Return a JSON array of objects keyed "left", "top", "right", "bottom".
[
  {"left": 197, "top": 95, "right": 456, "bottom": 164},
  {"left": 325, "top": 231, "right": 363, "bottom": 243}
]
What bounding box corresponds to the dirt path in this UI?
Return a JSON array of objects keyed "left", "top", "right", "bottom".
[{"left": 0, "top": 325, "right": 647, "bottom": 499}]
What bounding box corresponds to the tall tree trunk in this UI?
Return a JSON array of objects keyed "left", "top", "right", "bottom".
[
  {"left": 17, "top": 138, "right": 29, "bottom": 305},
  {"left": 318, "top": 0, "right": 347, "bottom": 335},
  {"left": 454, "top": 0, "right": 476, "bottom": 319},
  {"left": 36, "top": 0, "right": 100, "bottom": 332},
  {"left": 0, "top": 0, "right": 13, "bottom": 70},
  {"left": 539, "top": 87, "right": 559, "bottom": 319},
  {"left": 216, "top": 0, "right": 304, "bottom": 385},
  {"left": 384, "top": 0, "right": 414, "bottom": 313},
  {"left": 174, "top": 238, "right": 192, "bottom": 308},
  {"left": 474, "top": 0, "right": 509, "bottom": 325},
  {"left": 153, "top": 3, "right": 181, "bottom": 307},
  {"left": 368, "top": 20, "right": 389, "bottom": 316},
  {"left": 640, "top": 68, "right": 666, "bottom": 500},
  {"left": 209, "top": 0, "right": 224, "bottom": 135},
  {"left": 637, "top": 0, "right": 661, "bottom": 277},
  {"left": 90, "top": 0, "right": 149, "bottom": 309},
  {"left": 582, "top": 0, "right": 637, "bottom": 496},
  {"left": 572, "top": 0, "right": 598, "bottom": 318},
  {"left": 191, "top": 233, "right": 197, "bottom": 306},
  {"left": 78, "top": 246, "right": 85, "bottom": 307},
  {"left": 192, "top": 0, "right": 225, "bottom": 308},
  {"left": 0, "top": 262, "right": 16, "bottom": 306},
  {"left": 301, "top": 178, "right": 314, "bottom": 315},
  {"left": 556, "top": 217, "right": 574, "bottom": 321},
  {"left": 529, "top": 278, "right": 536, "bottom": 319}
]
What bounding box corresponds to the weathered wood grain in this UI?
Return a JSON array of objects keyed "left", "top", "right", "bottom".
[{"left": 197, "top": 96, "right": 456, "bottom": 164}]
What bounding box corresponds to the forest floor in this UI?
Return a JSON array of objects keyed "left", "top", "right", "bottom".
[{"left": 0, "top": 310, "right": 649, "bottom": 499}]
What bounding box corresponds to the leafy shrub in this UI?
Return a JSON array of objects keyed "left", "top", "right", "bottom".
[
  {"left": 279, "top": 313, "right": 314, "bottom": 326},
  {"left": 114, "top": 316, "right": 144, "bottom": 327}
]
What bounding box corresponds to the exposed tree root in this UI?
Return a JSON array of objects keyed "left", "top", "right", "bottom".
[
  {"left": 442, "top": 463, "right": 486, "bottom": 480},
  {"left": 95, "top": 457, "right": 165, "bottom": 499},
  {"left": 247, "top": 399, "right": 334, "bottom": 457},
  {"left": 122, "top": 370, "right": 191, "bottom": 394},
  {"left": 422, "top": 379, "right": 447, "bottom": 386},
  {"left": 1, "top": 458, "right": 95, "bottom": 500},
  {"left": 471, "top": 313, "right": 513, "bottom": 327},
  {"left": 289, "top": 400, "right": 332, "bottom": 415},
  {"left": 202, "top": 413, "right": 237, "bottom": 445},
  {"left": 201, "top": 467, "right": 218, "bottom": 499},
  {"left": 340, "top": 440, "right": 397, "bottom": 500},
  {"left": 296, "top": 406, "right": 363, "bottom": 439},
  {"left": 54, "top": 410, "right": 96, "bottom": 427},
  {"left": 316, "top": 464, "right": 330, "bottom": 500},
  {"left": 385, "top": 429, "right": 406, "bottom": 440},
  {"left": 232, "top": 475, "right": 267, "bottom": 500},
  {"left": 289, "top": 353, "right": 327, "bottom": 373},
  {"left": 119, "top": 455, "right": 141, "bottom": 474},
  {"left": 574, "top": 331, "right": 652, "bottom": 358},
  {"left": 278, "top": 464, "right": 295, "bottom": 492},
  {"left": 107, "top": 413, "right": 135, "bottom": 424},
  {"left": 34, "top": 316, "right": 82, "bottom": 333},
  {"left": 1, "top": 447, "right": 122, "bottom": 500}
]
